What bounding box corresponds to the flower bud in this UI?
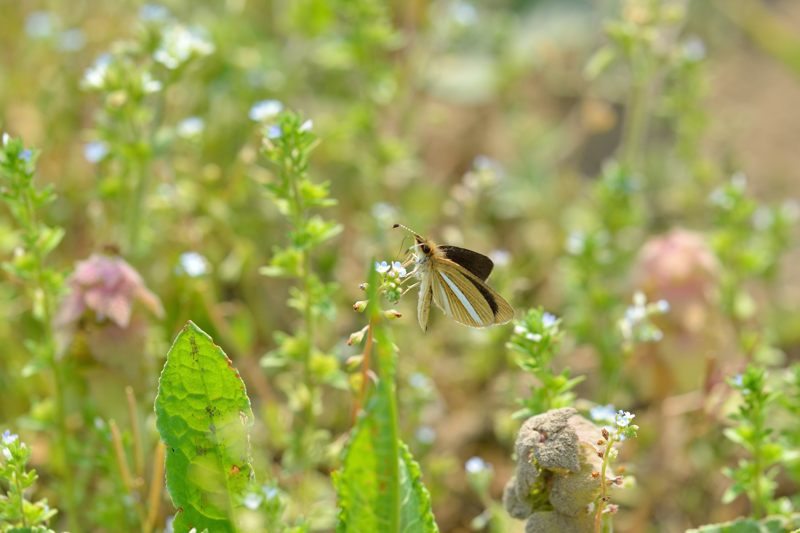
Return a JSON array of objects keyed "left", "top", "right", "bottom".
[
  {"left": 352, "top": 300, "right": 368, "bottom": 312},
  {"left": 383, "top": 309, "right": 402, "bottom": 319}
]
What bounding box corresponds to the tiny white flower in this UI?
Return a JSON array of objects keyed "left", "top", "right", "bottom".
[
  {"left": 2, "top": 133, "right": 9, "bottom": 146},
  {"left": 84, "top": 141, "right": 109, "bottom": 163},
  {"left": 633, "top": 291, "right": 646, "bottom": 307},
  {"left": 249, "top": 100, "right": 283, "bottom": 122},
  {"left": 58, "top": 29, "right": 86, "bottom": 52},
  {"left": 682, "top": 37, "right": 706, "bottom": 62},
  {"left": 391, "top": 261, "right": 407, "bottom": 278},
  {"left": 263, "top": 486, "right": 279, "bottom": 500},
  {"left": 415, "top": 426, "right": 436, "bottom": 444},
  {"left": 615, "top": 410, "right": 635, "bottom": 428},
  {"left": 177, "top": 117, "right": 204, "bottom": 139},
  {"left": 655, "top": 300, "right": 670, "bottom": 313},
  {"left": 242, "top": 492, "right": 262, "bottom": 510},
  {"left": 465, "top": 456, "right": 489, "bottom": 474},
  {"left": 2, "top": 447, "right": 11, "bottom": 461},
  {"left": 299, "top": 119, "right": 313, "bottom": 132},
  {"left": 566, "top": 231, "right": 585, "bottom": 255},
  {"left": 525, "top": 332, "right": 542, "bottom": 342},
  {"left": 375, "top": 261, "right": 391, "bottom": 274},
  {"left": 179, "top": 252, "right": 209, "bottom": 277},
  {"left": 141, "top": 72, "right": 163, "bottom": 93},
  {"left": 409, "top": 372, "right": 429, "bottom": 389},
  {"left": 489, "top": 249, "right": 510, "bottom": 267},
  {"left": 25, "top": 11, "right": 54, "bottom": 39},
  {"left": 513, "top": 324, "right": 526, "bottom": 335},
  {"left": 154, "top": 24, "right": 214, "bottom": 69},
  {"left": 83, "top": 54, "right": 112, "bottom": 90}
]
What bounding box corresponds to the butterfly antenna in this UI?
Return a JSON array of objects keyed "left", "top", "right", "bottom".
[{"left": 392, "top": 223, "right": 420, "bottom": 236}]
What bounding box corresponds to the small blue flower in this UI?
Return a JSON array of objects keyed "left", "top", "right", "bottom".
[
  {"left": 2, "top": 430, "right": 18, "bottom": 445},
  {"left": 375, "top": 261, "right": 391, "bottom": 274},
  {"left": 615, "top": 410, "right": 635, "bottom": 428},
  {"left": 542, "top": 312, "right": 557, "bottom": 329},
  {"left": 465, "top": 456, "right": 489, "bottom": 475},
  {"left": 266, "top": 125, "right": 283, "bottom": 140},
  {"left": 249, "top": 100, "right": 283, "bottom": 122},
  {"left": 391, "top": 261, "right": 407, "bottom": 278},
  {"left": 20, "top": 150, "right": 32, "bottom": 162},
  {"left": 84, "top": 141, "right": 109, "bottom": 163},
  {"left": 590, "top": 404, "right": 616, "bottom": 424},
  {"left": 732, "top": 374, "right": 743, "bottom": 388},
  {"left": 263, "top": 486, "right": 279, "bottom": 501}
]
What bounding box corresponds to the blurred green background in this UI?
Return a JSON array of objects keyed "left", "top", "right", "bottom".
[{"left": 1, "top": 0, "right": 800, "bottom": 531}]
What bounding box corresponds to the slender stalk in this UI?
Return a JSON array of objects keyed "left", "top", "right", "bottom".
[
  {"left": 14, "top": 469, "right": 27, "bottom": 528},
  {"left": 126, "top": 386, "right": 145, "bottom": 480},
  {"left": 144, "top": 441, "right": 166, "bottom": 533},
  {"left": 351, "top": 322, "right": 374, "bottom": 424},
  {"left": 20, "top": 182, "right": 79, "bottom": 532},
  {"left": 594, "top": 434, "right": 617, "bottom": 533}
]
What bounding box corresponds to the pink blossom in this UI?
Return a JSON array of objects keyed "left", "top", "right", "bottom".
[{"left": 56, "top": 253, "right": 164, "bottom": 330}]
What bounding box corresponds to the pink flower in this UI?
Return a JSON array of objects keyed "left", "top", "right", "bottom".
[{"left": 56, "top": 253, "right": 164, "bottom": 331}]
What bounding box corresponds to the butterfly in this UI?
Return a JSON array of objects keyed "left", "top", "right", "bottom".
[{"left": 393, "top": 224, "right": 514, "bottom": 331}]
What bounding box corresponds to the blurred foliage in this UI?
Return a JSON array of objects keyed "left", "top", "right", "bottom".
[{"left": 0, "top": 0, "right": 799, "bottom": 531}]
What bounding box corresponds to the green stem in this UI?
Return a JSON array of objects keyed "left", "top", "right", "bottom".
[
  {"left": 21, "top": 190, "right": 79, "bottom": 532},
  {"left": 751, "top": 404, "right": 764, "bottom": 518},
  {"left": 594, "top": 435, "right": 616, "bottom": 533},
  {"left": 127, "top": 157, "right": 150, "bottom": 256},
  {"left": 14, "top": 468, "right": 27, "bottom": 527}
]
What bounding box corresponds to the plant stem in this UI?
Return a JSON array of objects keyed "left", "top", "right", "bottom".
[
  {"left": 21, "top": 185, "right": 79, "bottom": 532},
  {"left": 127, "top": 156, "right": 150, "bottom": 256},
  {"left": 594, "top": 435, "right": 616, "bottom": 533},
  {"left": 14, "top": 467, "right": 27, "bottom": 528}
]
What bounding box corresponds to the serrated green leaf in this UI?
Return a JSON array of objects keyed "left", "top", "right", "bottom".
[
  {"left": 155, "top": 321, "right": 255, "bottom": 533},
  {"left": 335, "top": 264, "right": 438, "bottom": 533},
  {"left": 398, "top": 442, "right": 439, "bottom": 533}
]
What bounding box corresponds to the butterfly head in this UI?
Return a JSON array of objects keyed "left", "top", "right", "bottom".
[{"left": 393, "top": 223, "right": 436, "bottom": 258}]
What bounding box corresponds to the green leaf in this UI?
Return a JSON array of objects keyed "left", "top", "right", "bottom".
[
  {"left": 155, "top": 321, "right": 255, "bottom": 533},
  {"left": 334, "top": 263, "right": 438, "bottom": 533},
  {"left": 398, "top": 442, "right": 439, "bottom": 533}
]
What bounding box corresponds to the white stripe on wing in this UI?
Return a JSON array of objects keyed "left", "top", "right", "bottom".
[{"left": 439, "top": 271, "right": 482, "bottom": 324}]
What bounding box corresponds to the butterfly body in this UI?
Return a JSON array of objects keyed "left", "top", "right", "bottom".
[{"left": 394, "top": 225, "right": 514, "bottom": 331}]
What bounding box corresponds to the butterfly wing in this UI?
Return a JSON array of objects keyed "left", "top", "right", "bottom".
[
  {"left": 431, "top": 258, "right": 513, "bottom": 328},
  {"left": 417, "top": 268, "right": 434, "bottom": 331},
  {"left": 438, "top": 246, "right": 494, "bottom": 281}
]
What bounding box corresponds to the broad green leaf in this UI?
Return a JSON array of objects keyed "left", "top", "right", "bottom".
[
  {"left": 155, "top": 321, "right": 255, "bottom": 533},
  {"left": 335, "top": 263, "right": 438, "bottom": 533}
]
